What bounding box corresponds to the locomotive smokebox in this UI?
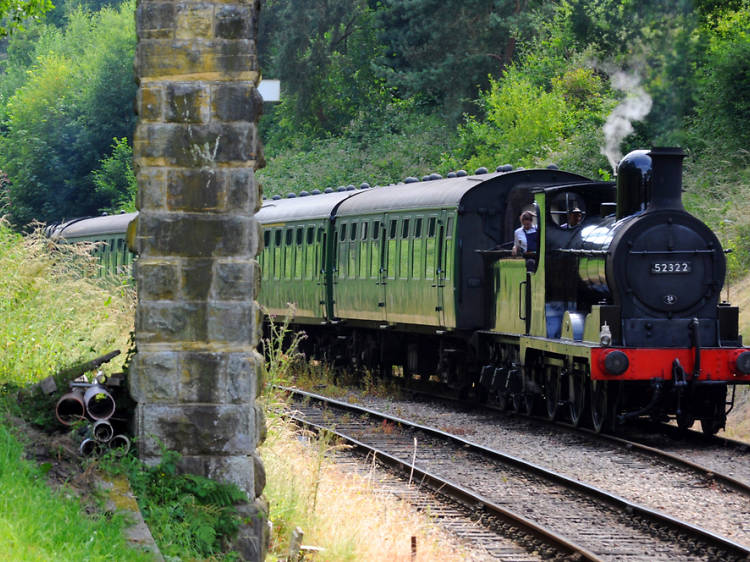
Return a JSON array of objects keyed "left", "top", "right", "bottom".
[
  {"left": 616, "top": 149, "right": 651, "bottom": 219},
  {"left": 616, "top": 147, "right": 686, "bottom": 218},
  {"left": 647, "top": 147, "right": 686, "bottom": 212}
]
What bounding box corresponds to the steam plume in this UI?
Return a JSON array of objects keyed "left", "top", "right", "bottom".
[{"left": 600, "top": 71, "right": 652, "bottom": 172}]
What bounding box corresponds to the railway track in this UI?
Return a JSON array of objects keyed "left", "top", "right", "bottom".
[
  {"left": 407, "top": 387, "right": 750, "bottom": 496},
  {"left": 280, "top": 386, "right": 750, "bottom": 561}
]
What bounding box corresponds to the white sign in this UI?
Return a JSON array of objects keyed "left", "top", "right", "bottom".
[{"left": 258, "top": 80, "right": 280, "bottom": 102}]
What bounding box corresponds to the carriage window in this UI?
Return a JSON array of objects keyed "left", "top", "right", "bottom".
[
  {"left": 350, "top": 223, "right": 357, "bottom": 241},
  {"left": 275, "top": 230, "right": 281, "bottom": 246},
  {"left": 400, "top": 228, "right": 410, "bottom": 279},
  {"left": 306, "top": 227, "right": 314, "bottom": 245},
  {"left": 341, "top": 223, "right": 347, "bottom": 241},
  {"left": 373, "top": 221, "right": 381, "bottom": 238},
  {"left": 264, "top": 230, "right": 270, "bottom": 247},
  {"left": 389, "top": 220, "right": 397, "bottom": 239},
  {"left": 296, "top": 227, "right": 303, "bottom": 245},
  {"left": 412, "top": 236, "right": 422, "bottom": 279},
  {"left": 414, "top": 218, "right": 422, "bottom": 238},
  {"left": 428, "top": 217, "right": 436, "bottom": 237},
  {"left": 361, "top": 222, "right": 368, "bottom": 240},
  {"left": 285, "top": 229, "right": 292, "bottom": 245},
  {"left": 446, "top": 217, "right": 454, "bottom": 238}
]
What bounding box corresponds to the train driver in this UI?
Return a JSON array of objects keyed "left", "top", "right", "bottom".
[
  {"left": 512, "top": 210, "right": 539, "bottom": 256},
  {"left": 561, "top": 207, "right": 583, "bottom": 229}
]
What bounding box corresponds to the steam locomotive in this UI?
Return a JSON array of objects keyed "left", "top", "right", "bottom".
[{"left": 52, "top": 148, "right": 750, "bottom": 434}]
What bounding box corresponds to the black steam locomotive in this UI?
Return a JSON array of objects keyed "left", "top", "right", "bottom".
[{"left": 53, "top": 148, "right": 750, "bottom": 434}]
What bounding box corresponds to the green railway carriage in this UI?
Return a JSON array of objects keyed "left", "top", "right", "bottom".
[
  {"left": 256, "top": 190, "right": 359, "bottom": 323},
  {"left": 48, "top": 212, "right": 138, "bottom": 275}
]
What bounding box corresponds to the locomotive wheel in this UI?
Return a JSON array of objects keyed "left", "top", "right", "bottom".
[
  {"left": 523, "top": 393, "right": 536, "bottom": 416},
  {"left": 545, "top": 368, "right": 560, "bottom": 421},
  {"left": 590, "top": 380, "right": 608, "bottom": 433},
  {"left": 568, "top": 370, "right": 587, "bottom": 427}
]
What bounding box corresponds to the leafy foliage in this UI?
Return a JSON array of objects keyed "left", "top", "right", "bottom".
[
  {"left": 0, "top": 1, "right": 136, "bottom": 226},
  {"left": 92, "top": 137, "right": 136, "bottom": 214},
  {"left": 113, "top": 448, "right": 248, "bottom": 559},
  {"left": 0, "top": 0, "right": 53, "bottom": 37}
]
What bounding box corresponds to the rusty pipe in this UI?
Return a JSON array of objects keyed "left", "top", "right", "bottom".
[
  {"left": 108, "top": 434, "right": 131, "bottom": 456},
  {"left": 79, "top": 438, "right": 100, "bottom": 456},
  {"left": 55, "top": 391, "right": 85, "bottom": 426},
  {"left": 92, "top": 420, "right": 114, "bottom": 442},
  {"left": 83, "top": 385, "right": 115, "bottom": 420}
]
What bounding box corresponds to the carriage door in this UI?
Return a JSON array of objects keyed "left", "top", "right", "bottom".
[
  {"left": 316, "top": 227, "right": 331, "bottom": 320},
  {"left": 377, "top": 216, "right": 389, "bottom": 323},
  {"left": 435, "top": 211, "right": 447, "bottom": 327}
]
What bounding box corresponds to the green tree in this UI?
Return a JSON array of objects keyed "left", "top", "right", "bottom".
[
  {"left": 262, "top": 0, "right": 387, "bottom": 143},
  {"left": 376, "top": 0, "right": 550, "bottom": 121},
  {"left": 0, "top": 0, "right": 53, "bottom": 36},
  {"left": 0, "top": 1, "right": 136, "bottom": 226},
  {"left": 92, "top": 137, "right": 136, "bottom": 214}
]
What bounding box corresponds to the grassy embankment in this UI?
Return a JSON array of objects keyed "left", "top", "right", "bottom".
[{"left": 0, "top": 222, "right": 470, "bottom": 560}]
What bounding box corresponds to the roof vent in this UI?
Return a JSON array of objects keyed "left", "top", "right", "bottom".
[
  {"left": 287, "top": 193, "right": 296, "bottom": 198},
  {"left": 475, "top": 167, "right": 488, "bottom": 175},
  {"left": 404, "top": 176, "right": 419, "bottom": 184},
  {"left": 456, "top": 170, "right": 467, "bottom": 177},
  {"left": 429, "top": 173, "right": 442, "bottom": 180},
  {"left": 272, "top": 195, "right": 281, "bottom": 200},
  {"left": 547, "top": 163, "right": 559, "bottom": 170},
  {"left": 324, "top": 188, "right": 334, "bottom": 193},
  {"left": 346, "top": 184, "right": 356, "bottom": 191},
  {"left": 359, "top": 182, "right": 370, "bottom": 189},
  {"left": 299, "top": 191, "right": 310, "bottom": 197},
  {"left": 311, "top": 189, "right": 321, "bottom": 195},
  {"left": 496, "top": 164, "right": 513, "bottom": 172},
  {"left": 446, "top": 171, "right": 457, "bottom": 178}
]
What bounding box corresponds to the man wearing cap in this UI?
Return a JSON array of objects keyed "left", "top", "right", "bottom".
[{"left": 561, "top": 207, "right": 583, "bottom": 229}]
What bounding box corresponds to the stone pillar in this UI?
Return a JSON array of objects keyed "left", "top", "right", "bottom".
[{"left": 132, "top": 0, "right": 267, "bottom": 558}]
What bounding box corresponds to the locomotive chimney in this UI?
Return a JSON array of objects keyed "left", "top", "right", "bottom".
[
  {"left": 646, "top": 147, "right": 685, "bottom": 211},
  {"left": 615, "top": 149, "right": 651, "bottom": 219}
]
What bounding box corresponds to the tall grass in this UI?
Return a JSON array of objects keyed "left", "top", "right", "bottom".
[
  {"left": 0, "top": 221, "right": 134, "bottom": 385},
  {"left": 0, "top": 423, "right": 153, "bottom": 561}
]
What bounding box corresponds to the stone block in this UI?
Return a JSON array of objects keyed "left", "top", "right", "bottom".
[
  {"left": 175, "top": 3, "right": 214, "bottom": 40},
  {"left": 226, "top": 167, "right": 255, "bottom": 212},
  {"left": 212, "top": 83, "right": 262, "bottom": 122},
  {"left": 137, "top": 86, "right": 163, "bottom": 121},
  {"left": 164, "top": 82, "right": 209, "bottom": 123},
  {"left": 129, "top": 351, "right": 179, "bottom": 403},
  {"left": 136, "top": 301, "right": 208, "bottom": 343},
  {"left": 179, "top": 350, "right": 256, "bottom": 403},
  {"left": 166, "top": 168, "right": 223, "bottom": 211},
  {"left": 137, "top": 212, "right": 252, "bottom": 258},
  {"left": 134, "top": 122, "right": 260, "bottom": 168},
  {"left": 136, "top": 39, "right": 255, "bottom": 78},
  {"left": 135, "top": 167, "right": 167, "bottom": 212},
  {"left": 214, "top": 5, "right": 252, "bottom": 39},
  {"left": 212, "top": 260, "right": 254, "bottom": 300},
  {"left": 207, "top": 301, "right": 254, "bottom": 344},
  {"left": 181, "top": 258, "right": 213, "bottom": 300},
  {"left": 137, "top": 260, "right": 180, "bottom": 301},
  {"left": 252, "top": 451, "right": 265, "bottom": 498},
  {"left": 254, "top": 403, "right": 267, "bottom": 446},
  {"left": 136, "top": 3, "right": 176, "bottom": 40},
  {"left": 138, "top": 403, "right": 255, "bottom": 457}
]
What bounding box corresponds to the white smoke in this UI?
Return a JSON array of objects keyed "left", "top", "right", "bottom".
[{"left": 600, "top": 71, "right": 653, "bottom": 173}]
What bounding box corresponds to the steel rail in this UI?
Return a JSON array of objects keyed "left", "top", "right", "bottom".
[
  {"left": 284, "top": 411, "right": 602, "bottom": 561},
  {"left": 280, "top": 385, "right": 750, "bottom": 559}
]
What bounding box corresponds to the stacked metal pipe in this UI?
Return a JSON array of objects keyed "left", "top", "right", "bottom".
[{"left": 55, "top": 371, "right": 131, "bottom": 456}]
